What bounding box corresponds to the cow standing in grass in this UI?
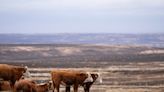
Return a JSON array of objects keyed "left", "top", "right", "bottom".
[
  {"left": 0, "top": 64, "right": 30, "bottom": 88},
  {"left": 51, "top": 70, "right": 93, "bottom": 92},
  {"left": 65, "top": 73, "right": 102, "bottom": 92}
]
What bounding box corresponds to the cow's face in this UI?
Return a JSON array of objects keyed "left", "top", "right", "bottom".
[
  {"left": 22, "top": 66, "right": 31, "bottom": 78},
  {"left": 83, "top": 72, "right": 93, "bottom": 83},
  {"left": 37, "top": 83, "right": 49, "bottom": 92},
  {"left": 48, "top": 81, "right": 53, "bottom": 90},
  {"left": 91, "top": 73, "right": 98, "bottom": 81},
  {"left": 93, "top": 73, "right": 102, "bottom": 84},
  {"left": 15, "top": 66, "right": 31, "bottom": 79}
]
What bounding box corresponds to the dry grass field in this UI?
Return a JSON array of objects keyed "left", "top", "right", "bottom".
[
  {"left": 28, "top": 62, "right": 164, "bottom": 92},
  {"left": 0, "top": 44, "right": 164, "bottom": 92}
]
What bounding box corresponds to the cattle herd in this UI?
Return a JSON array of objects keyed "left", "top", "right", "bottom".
[{"left": 0, "top": 64, "right": 102, "bottom": 92}]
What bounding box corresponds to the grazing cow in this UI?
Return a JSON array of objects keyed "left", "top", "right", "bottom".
[
  {"left": 0, "top": 80, "right": 11, "bottom": 91},
  {"left": 14, "top": 79, "right": 37, "bottom": 92},
  {"left": 36, "top": 83, "right": 50, "bottom": 92},
  {"left": 14, "top": 79, "right": 52, "bottom": 92},
  {"left": 65, "top": 73, "right": 102, "bottom": 92},
  {"left": 0, "top": 64, "right": 30, "bottom": 88},
  {"left": 51, "top": 70, "right": 93, "bottom": 92}
]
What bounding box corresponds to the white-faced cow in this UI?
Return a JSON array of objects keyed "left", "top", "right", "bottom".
[
  {"left": 51, "top": 70, "right": 93, "bottom": 92},
  {"left": 65, "top": 73, "right": 102, "bottom": 92}
]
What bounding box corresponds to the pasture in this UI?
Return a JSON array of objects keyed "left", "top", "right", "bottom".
[
  {"left": 28, "top": 62, "right": 164, "bottom": 92},
  {"left": 0, "top": 44, "right": 164, "bottom": 92}
]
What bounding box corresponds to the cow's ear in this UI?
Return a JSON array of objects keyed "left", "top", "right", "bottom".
[
  {"left": 95, "top": 73, "right": 99, "bottom": 77},
  {"left": 91, "top": 73, "right": 94, "bottom": 76}
]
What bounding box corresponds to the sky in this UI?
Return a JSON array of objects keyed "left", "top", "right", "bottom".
[{"left": 0, "top": 0, "right": 164, "bottom": 34}]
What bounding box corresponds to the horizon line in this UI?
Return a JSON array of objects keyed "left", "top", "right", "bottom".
[{"left": 0, "top": 32, "right": 164, "bottom": 35}]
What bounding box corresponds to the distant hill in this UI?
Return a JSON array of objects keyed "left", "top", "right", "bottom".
[{"left": 0, "top": 33, "right": 164, "bottom": 47}]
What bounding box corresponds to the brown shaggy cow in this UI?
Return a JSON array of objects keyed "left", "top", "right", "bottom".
[
  {"left": 51, "top": 70, "right": 93, "bottom": 92},
  {"left": 0, "top": 80, "right": 12, "bottom": 91},
  {"left": 65, "top": 73, "right": 102, "bottom": 92},
  {"left": 14, "top": 79, "right": 51, "bottom": 92},
  {"left": 0, "top": 64, "right": 30, "bottom": 88},
  {"left": 14, "top": 79, "right": 37, "bottom": 92}
]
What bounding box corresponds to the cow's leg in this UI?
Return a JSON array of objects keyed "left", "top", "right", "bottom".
[
  {"left": 73, "top": 84, "right": 78, "bottom": 92},
  {"left": 10, "top": 80, "right": 15, "bottom": 90},
  {"left": 66, "top": 85, "right": 70, "bottom": 92},
  {"left": 84, "top": 86, "right": 90, "bottom": 92},
  {"left": 52, "top": 80, "right": 56, "bottom": 92},
  {"left": 83, "top": 83, "right": 91, "bottom": 92},
  {"left": 86, "top": 85, "right": 91, "bottom": 92},
  {"left": 85, "top": 87, "right": 90, "bottom": 92},
  {"left": 52, "top": 79, "right": 60, "bottom": 92},
  {"left": 56, "top": 84, "right": 60, "bottom": 92}
]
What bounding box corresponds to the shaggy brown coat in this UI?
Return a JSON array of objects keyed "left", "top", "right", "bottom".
[
  {"left": 14, "top": 79, "right": 51, "bottom": 92},
  {"left": 14, "top": 79, "right": 36, "bottom": 92},
  {"left": 51, "top": 70, "right": 91, "bottom": 92},
  {"left": 0, "top": 81, "right": 11, "bottom": 91},
  {"left": 65, "top": 73, "right": 100, "bottom": 92},
  {"left": 0, "top": 64, "right": 27, "bottom": 87}
]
